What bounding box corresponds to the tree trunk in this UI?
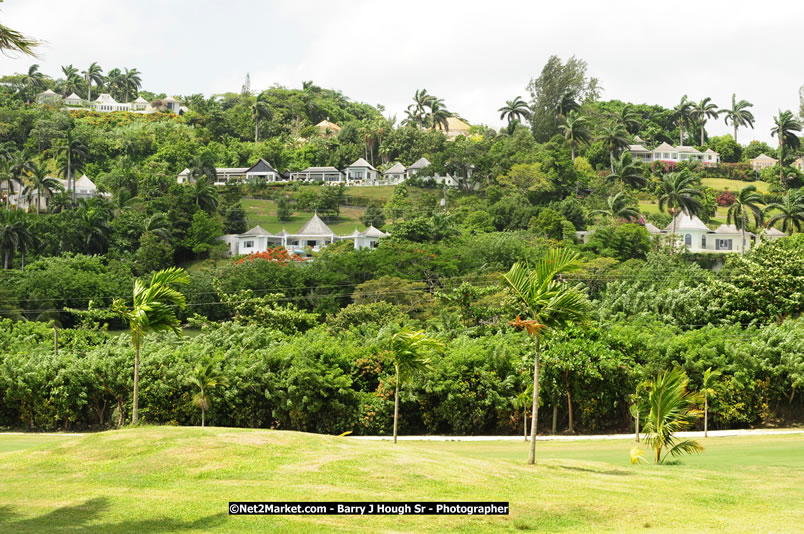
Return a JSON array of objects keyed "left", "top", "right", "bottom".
[
  {"left": 565, "top": 371, "right": 574, "bottom": 433},
  {"left": 679, "top": 124, "right": 683, "bottom": 145},
  {"left": 36, "top": 187, "right": 40, "bottom": 215},
  {"left": 393, "top": 366, "right": 400, "bottom": 445},
  {"left": 4, "top": 251, "right": 8, "bottom": 270},
  {"left": 201, "top": 408, "right": 205, "bottom": 428},
  {"left": 734, "top": 124, "right": 738, "bottom": 144},
  {"left": 552, "top": 404, "right": 558, "bottom": 434},
  {"left": 635, "top": 406, "right": 639, "bottom": 442},
  {"left": 741, "top": 215, "right": 746, "bottom": 255},
  {"left": 779, "top": 140, "right": 784, "bottom": 185},
  {"left": 255, "top": 118, "right": 259, "bottom": 142},
  {"left": 700, "top": 124, "right": 705, "bottom": 146},
  {"left": 132, "top": 344, "right": 140, "bottom": 424},
  {"left": 571, "top": 145, "right": 575, "bottom": 162},
  {"left": 610, "top": 150, "right": 615, "bottom": 172},
  {"left": 523, "top": 408, "right": 528, "bottom": 441},
  {"left": 527, "top": 335, "right": 540, "bottom": 465},
  {"left": 116, "top": 398, "right": 124, "bottom": 428},
  {"left": 704, "top": 395, "right": 708, "bottom": 438},
  {"left": 672, "top": 212, "right": 677, "bottom": 251}
]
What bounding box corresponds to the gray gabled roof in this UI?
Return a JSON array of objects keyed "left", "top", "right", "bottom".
[
  {"left": 676, "top": 145, "right": 701, "bottom": 154},
  {"left": 653, "top": 142, "right": 675, "bottom": 152},
  {"left": 703, "top": 148, "right": 718, "bottom": 154},
  {"left": 360, "top": 225, "right": 389, "bottom": 238},
  {"left": 628, "top": 144, "right": 650, "bottom": 152},
  {"left": 752, "top": 153, "right": 778, "bottom": 161},
  {"left": 65, "top": 92, "right": 82, "bottom": 100},
  {"left": 644, "top": 222, "right": 661, "bottom": 234},
  {"left": 295, "top": 214, "right": 335, "bottom": 236},
  {"left": 345, "top": 157, "right": 377, "bottom": 171},
  {"left": 134, "top": 96, "right": 149, "bottom": 103},
  {"left": 245, "top": 158, "right": 277, "bottom": 174},
  {"left": 763, "top": 227, "right": 786, "bottom": 237},
  {"left": 408, "top": 157, "right": 431, "bottom": 170},
  {"left": 714, "top": 224, "right": 740, "bottom": 234},
  {"left": 301, "top": 166, "right": 341, "bottom": 173},
  {"left": 241, "top": 225, "right": 275, "bottom": 237},
  {"left": 75, "top": 175, "right": 96, "bottom": 189},
  {"left": 385, "top": 162, "right": 406, "bottom": 174}
]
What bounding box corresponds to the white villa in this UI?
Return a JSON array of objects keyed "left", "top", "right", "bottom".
[
  {"left": 750, "top": 153, "right": 778, "bottom": 171},
  {"left": 343, "top": 158, "right": 379, "bottom": 184},
  {"left": 383, "top": 163, "right": 407, "bottom": 184},
  {"left": 177, "top": 158, "right": 282, "bottom": 185},
  {"left": 219, "top": 213, "right": 389, "bottom": 256},
  {"left": 3, "top": 174, "right": 101, "bottom": 211},
  {"left": 289, "top": 166, "right": 344, "bottom": 183},
  {"left": 628, "top": 142, "right": 720, "bottom": 166},
  {"left": 36, "top": 90, "right": 187, "bottom": 114}
]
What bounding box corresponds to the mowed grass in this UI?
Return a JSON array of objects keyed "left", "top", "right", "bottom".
[
  {"left": 701, "top": 178, "right": 769, "bottom": 193},
  {"left": 241, "top": 198, "right": 368, "bottom": 235},
  {"left": 1, "top": 427, "right": 803, "bottom": 533}
]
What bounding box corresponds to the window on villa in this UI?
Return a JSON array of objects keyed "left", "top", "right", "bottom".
[
  {"left": 684, "top": 234, "right": 692, "bottom": 247},
  {"left": 672, "top": 153, "right": 678, "bottom": 159},
  {"left": 244, "top": 240, "right": 254, "bottom": 248},
  {"left": 701, "top": 235, "right": 706, "bottom": 248}
]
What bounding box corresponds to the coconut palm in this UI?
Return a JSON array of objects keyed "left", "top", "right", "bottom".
[
  {"left": 607, "top": 152, "right": 647, "bottom": 189},
  {"left": 673, "top": 96, "right": 693, "bottom": 145},
  {"left": 765, "top": 189, "right": 804, "bottom": 234},
  {"left": 726, "top": 185, "right": 764, "bottom": 255},
  {"left": 21, "top": 64, "right": 46, "bottom": 103},
  {"left": 386, "top": 328, "right": 444, "bottom": 444},
  {"left": 0, "top": 21, "right": 40, "bottom": 56},
  {"left": 0, "top": 208, "right": 33, "bottom": 269},
  {"left": 591, "top": 192, "right": 641, "bottom": 221},
  {"left": 641, "top": 368, "right": 703, "bottom": 464},
  {"left": 700, "top": 367, "right": 721, "bottom": 438},
  {"left": 7, "top": 152, "right": 32, "bottom": 205},
  {"left": 690, "top": 97, "right": 720, "bottom": 146},
  {"left": 502, "top": 249, "right": 592, "bottom": 465},
  {"left": 22, "top": 162, "right": 64, "bottom": 214},
  {"left": 499, "top": 96, "right": 531, "bottom": 132},
  {"left": 60, "top": 64, "right": 83, "bottom": 96},
  {"left": 105, "top": 68, "right": 123, "bottom": 100},
  {"left": 722, "top": 94, "right": 755, "bottom": 143},
  {"left": 55, "top": 130, "right": 88, "bottom": 202},
  {"left": 188, "top": 358, "right": 228, "bottom": 427},
  {"left": 770, "top": 110, "right": 803, "bottom": 185},
  {"left": 614, "top": 103, "right": 642, "bottom": 135},
  {"left": 658, "top": 170, "right": 704, "bottom": 249},
  {"left": 48, "top": 191, "right": 73, "bottom": 213},
  {"left": 427, "top": 98, "right": 454, "bottom": 132},
  {"left": 251, "top": 98, "right": 271, "bottom": 142},
  {"left": 597, "top": 122, "right": 630, "bottom": 171},
  {"left": 559, "top": 110, "right": 592, "bottom": 163},
  {"left": 112, "top": 267, "right": 190, "bottom": 424},
  {"left": 556, "top": 91, "right": 580, "bottom": 119},
  {"left": 82, "top": 62, "right": 103, "bottom": 102},
  {"left": 122, "top": 67, "right": 142, "bottom": 102}
]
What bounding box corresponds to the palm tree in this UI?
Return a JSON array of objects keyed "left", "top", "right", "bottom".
[
  {"left": 765, "top": 189, "right": 804, "bottom": 234},
  {"left": 187, "top": 154, "right": 216, "bottom": 184},
  {"left": 60, "top": 64, "right": 81, "bottom": 96},
  {"left": 77, "top": 198, "right": 111, "bottom": 254},
  {"left": 722, "top": 94, "right": 755, "bottom": 143},
  {"left": 597, "top": 122, "right": 630, "bottom": 171},
  {"left": 559, "top": 110, "right": 592, "bottom": 163},
  {"left": 0, "top": 161, "right": 23, "bottom": 208},
  {"left": 658, "top": 170, "right": 703, "bottom": 249},
  {"left": 641, "top": 368, "right": 703, "bottom": 464},
  {"left": 607, "top": 152, "right": 647, "bottom": 189},
  {"left": 614, "top": 103, "right": 642, "bottom": 135},
  {"left": 770, "top": 110, "right": 803, "bottom": 185},
  {"left": 122, "top": 68, "right": 142, "bottom": 102},
  {"left": 144, "top": 213, "right": 172, "bottom": 242},
  {"left": 48, "top": 191, "right": 73, "bottom": 213},
  {"left": 105, "top": 68, "right": 123, "bottom": 100},
  {"left": 673, "top": 96, "right": 693, "bottom": 145},
  {"left": 7, "top": 152, "right": 32, "bottom": 206},
  {"left": 726, "top": 185, "right": 764, "bottom": 255},
  {"left": 251, "top": 98, "right": 271, "bottom": 142},
  {"left": 591, "top": 192, "right": 641, "bottom": 221},
  {"left": 23, "top": 162, "right": 64, "bottom": 214},
  {"left": 0, "top": 21, "right": 41, "bottom": 56},
  {"left": 190, "top": 177, "right": 219, "bottom": 213},
  {"left": 498, "top": 96, "right": 530, "bottom": 132},
  {"left": 56, "top": 130, "right": 88, "bottom": 202},
  {"left": 112, "top": 267, "right": 190, "bottom": 424},
  {"left": 427, "top": 98, "right": 454, "bottom": 132},
  {"left": 690, "top": 97, "right": 720, "bottom": 146},
  {"left": 22, "top": 64, "right": 46, "bottom": 103},
  {"left": 0, "top": 208, "right": 33, "bottom": 269},
  {"left": 700, "top": 367, "right": 720, "bottom": 438},
  {"left": 386, "top": 328, "right": 444, "bottom": 444},
  {"left": 189, "top": 359, "right": 228, "bottom": 427},
  {"left": 502, "top": 249, "right": 592, "bottom": 465},
  {"left": 556, "top": 91, "right": 580, "bottom": 119},
  {"left": 82, "top": 62, "right": 103, "bottom": 102}
]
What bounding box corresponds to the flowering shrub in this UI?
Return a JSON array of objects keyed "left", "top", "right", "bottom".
[
  {"left": 234, "top": 248, "right": 306, "bottom": 265},
  {"left": 716, "top": 190, "right": 736, "bottom": 206}
]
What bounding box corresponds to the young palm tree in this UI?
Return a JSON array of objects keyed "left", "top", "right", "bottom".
[
  {"left": 82, "top": 62, "right": 103, "bottom": 102},
  {"left": 189, "top": 359, "right": 228, "bottom": 427},
  {"left": 591, "top": 192, "right": 641, "bottom": 221},
  {"left": 673, "top": 96, "right": 693, "bottom": 145},
  {"left": 690, "top": 97, "right": 720, "bottom": 146},
  {"left": 597, "top": 122, "right": 630, "bottom": 171},
  {"left": 700, "top": 367, "right": 721, "bottom": 438},
  {"left": 658, "top": 170, "right": 703, "bottom": 249},
  {"left": 0, "top": 208, "right": 33, "bottom": 269},
  {"left": 60, "top": 64, "right": 80, "bottom": 95},
  {"left": 607, "top": 152, "right": 647, "bottom": 189},
  {"left": 556, "top": 91, "right": 580, "bottom": 119},
  {"left": 77, "top": 200, "right": 111, "bottom": 254},
  {"left": 641, "top": 368, "right": 703, "bottom": 464},
  {"left": 770, "top": 110, "right": 803, "bottom": 185},
  {"left": 726, "top": 185, "right": 764, "bottom": 255},
  {"left": 498, "top": 96, "right": 531, "bottom": 132},
  {"left": 251, "top": 98, "right": 271, "bottom": 142},
  {"left": 502, "top": 249, "right": 592, "bottom": 465},
  {"left": 22, "top": 64, "right": 46, "bottom": 103},
  {"left": 112, "top": 267, "right": 190, "bottom": 424},
  {"left": 764, "top": 189, "right": 804, "bottom": 234},
  {"left": 386, "top": 328, "right": 444, "bottom": 444},
  {"left": 614, "top": 103, "right": 642, "bottom": 135},
  {"left": 22, "top": 162, "right": 64, "bottom": 214},
  {"left": 559, "top": 110, "right": 592, "bottom": 163},
  {"left": 722, "top": 93, "right": 755, "bottom": 143}
]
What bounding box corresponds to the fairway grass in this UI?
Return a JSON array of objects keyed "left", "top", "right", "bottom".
[
  {"left": 701, "top": 178, "right": 769, "bottom": 193},
  {"left": 1, "top": 427, "right": 803, "bottom": 533}
]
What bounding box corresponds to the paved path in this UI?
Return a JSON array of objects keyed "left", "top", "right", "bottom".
[{"left": 352, "top": 428, "right": 804, "bottom": 442}]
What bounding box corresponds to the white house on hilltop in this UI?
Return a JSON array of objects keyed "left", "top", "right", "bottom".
[
  {"left": 343, "top": 158, "right": 379, "bottom": 184},
  {"left": 628, "top": 142, "right": 720, "bottom": 166},
  {"left": 750, "top": 153, "right": 778, "bottom": 171}
]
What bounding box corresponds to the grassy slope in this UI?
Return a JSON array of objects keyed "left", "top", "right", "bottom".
[
  {"left": 1, "top": 427, "right": 803, "bottom": 533},
  {"left": 700, "top": 178, "right": 769, "bottom": 193}
]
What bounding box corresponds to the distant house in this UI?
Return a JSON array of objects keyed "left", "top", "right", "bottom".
[
  {"left": 177, "top": 159, "right": 281, "bottom": 185},
  {"left": 337, "top": 226, "right": 390, "bottom": 249},
  {"left": 36, "top": 89, "right": 61, "bottom": 104},
  {"left": 749, "top": 153, "right": 778, "bottom": 172},
  {"left": 289, "top": 166, "right": 344, "bottom": 183},
  {"left": 244, "top": 158, "right": 282, "bottom": 183},
  {"left": 383, "top": 163, "right": 407, "bottom": 185},
  {"left": 64, "top": 92, "right": 84, "bottom": 107},
  {"left": 627, "top": 142, "right": 720, "bottom": 166},
  {"left": 132, "top": 96, "right": 149, "bottom": 112},
  {"left": 435, "top": 117, "right": 471, "bottom": 139},
  {"left": 342, "top": 158, "right": 378, "bottom": 184},
  {"left": 405, "top": 157, "right": 431, "bottom": 179},
  {"left": 315, "top": 120, "right": 341, "bottom": 137},
  {"left": 646, "top": 213, "right": 755, "bottom": 253},
  {"left": 6, "top": 174, "right": 101, "bottom": 211}
]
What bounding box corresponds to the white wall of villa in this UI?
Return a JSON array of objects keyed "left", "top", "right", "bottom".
[{"left": 628, "top": 142, "right": 720, "bottom": 166}]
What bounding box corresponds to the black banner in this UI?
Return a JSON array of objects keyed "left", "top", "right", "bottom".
[{"left": 229, "top": 501, "right": 509, "bottom": 515}]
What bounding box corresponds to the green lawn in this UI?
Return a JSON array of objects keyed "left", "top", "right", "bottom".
[
  {"left": 701, "top": 178, "right": 769, "bottom": 193},
  {"left": 242, "top": 199, "right": 368, "bottom": 235},
  {"left": 1, "top": 427, "right": 803, "bottom": 533}
]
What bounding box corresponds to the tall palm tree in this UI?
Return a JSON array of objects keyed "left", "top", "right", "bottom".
[
  {"left": 765, "top": 189, "right": 804, "bottom": 234},
  {"left": 22, "top": 64, "right": 46, "bottom": 103},
  {"left": 614, "top": 103, "right": 642, "bottom": 135},
  {"left": 690, "top": 97, "right": 720, "bottom": 146},
  {"left": 597, "top": 122, "right": 630, "bottom": 171},
  {"left": 0, "top": 21, "right": 41, "bottom": 56},
  {"left": 607, "top": 152, "right": 647, "bottom": 189},
  {"left": 0, "top": 208, "right": 33, "bottom": 269},
  {"left": 673, "top": 96, "right": 693, "bottom": 146},
  {"left": 591, "top": 192, "right": 641, "bottom": 221},
  {"left": 427, "top": 98, "right": 454, "bottom": 132},
  {"left": 726, "top": 185, "right": 764, "bottom": 255},
  {"left": 498, "top": 96, "right": 530, "bottom": 132},
  {"left": 22, "top": 162, "right": 64, "bottom": 214},
  {"left": 112, "top": 267, "right": 190, "bottom": 424},
  {"left": 251, "top": 98, "right": 271, "bottom": 142},
  {"left": 658, "top": 170, "right": 703, "bottom": 249},
  {"left": 105, "top": 68, "right": 123, "bottom": 100},
  {"left": 56, "top": 130, "right": 88, "bottom": 202},
  {"left": 82, "top": 62, "right": 103, "bottom": 102},
  {"left": 556, "top": 91, "right": 580, "bottom": 119},
  {"left": 7, "top": 152, "right": 32, "bottom": 206},
  {"left": 641, "top": 368, "right": 703, "bottom": 464},
  {"left": 770, "top": 110, "right": 803, "bottom": 185},
  {"left": 60, "top": 64, "right": 83, "bottom": 96},
  {"left": 502, "top": 249, "right": 592, "bottom": 465},
  {"left": 189, "top": 359, "right": 228, "bottom": 427},
  {"left": 722, "top": 93, "right": 755, "bottom": 143},
  {"left": 0, "top": 161, "right": 23, "bottom": 208},
  {"left": 191, "top": 177, "right": 219, "bottom": 213},
  {"left": 559, "top": 110, "right": 592, "bottom": 163},
  {"left": 122, "top": 67, "right": 142, "bottom": 102},
  {"left": 386, "top": 328, "right": 444, "bottom": 444},
  {"left": 700, "top": 367, "right": 720, "bottom": 438},
  {"left": 77, "top": 199, "right": 111, "bottom": 253}
]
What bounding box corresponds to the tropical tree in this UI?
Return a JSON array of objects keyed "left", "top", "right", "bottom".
[
  {"left": 77, "top": 198, "right": 111, "bottom": 254},
  {"left": 403, "top": 89, "right": 432, "bottom": 128},
  {"left": 60, "top": 64, "right": 82, "bottom": 96},
  {"left": 251, "top": 98, "right": 271, "bottom": 142},
  {"left": 122, "top": 67, "right": 142, "bottom": 102},
  {"left": 690, "top": 97, "right": 720, "bottom": 145},
  {"left": 673, "top": 96, "right": 694, "bottom": 145},
  {"left": 722, "top": 94, "right": 755, "bottom": 143},
  {"left": 144, "top": 213, "right": 172, "bottom": 242},
  {"left": 0, "top": 21, "right": 40, "bottom": 56},
  {"left": 386, "top": 328, "right": 444, "bottom": 444},
  {"left": 0, "top": 161, "right": 23, "bottom": 208},
  {"left": 658, "top": 170, "right": 703, "bottom": 248},
  {"left": 765, "top": 189, "right": 804, "bottom": 234},
  {"left": 0, "top": 208, "right": 33, "bottom": 269},
  {"left": 22, "top": 162, "right": 64, "bottom": 214},
  {"left": 556, "top": 90, "right": 580, "bottom": 119},
  {"left": 21, "top": 64, "right": 46, "bottom": 102},
  {"left": 700, "top": 367, "right": 721, "bottom": 438},
  {"left": 641, "top": 368, "right": 703, "bottom": 464},
  {"left": 591, "top": 192, "right": 640, "bottom": 221},
  {"left": 502, "top": 249, "right": 592, "bottom": 465},
  {"left": 112, "top": 267, "right": 190, "bottom": 424},
  {"left": 597, "top": 122, "right": 630, "bottom": 171},
  {"left": 726, "top": 185, "right": 764, "bottom": 255},
  {"left": 427, "top": 97, "right": 454, "bottom": 132},
  {"left": 614, "top": 103, "right": 642, "bottom": 134},
  {"left": 190, "top": 177, "right": 219, "bottom": 213},
  {"left": 187, "top": 154, "right": 216, "bottom": 184},
  {"left": 770, "top": 110, "right": 803, "bottom": 184},
  {"left": 607, "top": 152, "right": 647, "bottom": 189},
  {"left": 55, "top": 130, "right": 88, "bottom": 202},
  {"left": 559, "top": 110, "right": 592, "bottom": 162},
  {"left": 82, "top": 62, "right": 103, "bottom": 102},
  {"left": 188, "top": 358, "right": 228, "bottom": 427},
  {"left": 498, "top": 96, "right": 531, "bottom": 132},
  {"left": 105, "top": 68, "right": 123, "bottom": 100}
]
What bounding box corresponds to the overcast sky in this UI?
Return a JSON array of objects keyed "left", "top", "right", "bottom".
[{"left": 2, "top": 0, "right": 802, "bottom": 144}]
